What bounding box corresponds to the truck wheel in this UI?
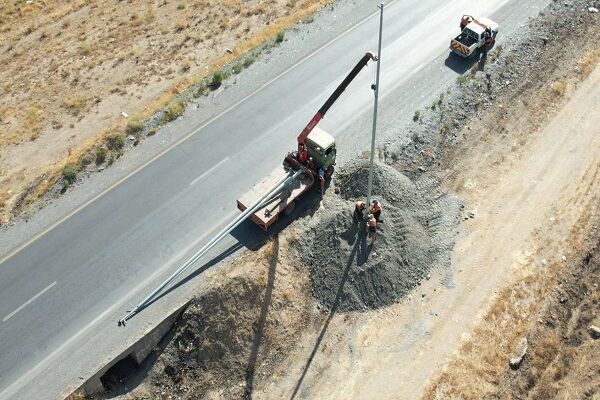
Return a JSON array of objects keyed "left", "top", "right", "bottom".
[
  {"left": 284, "top": 201, "right": 295, "bottom": 215},
  {"left": 325, "top": 165, "right": 335, "bottom": 180}
]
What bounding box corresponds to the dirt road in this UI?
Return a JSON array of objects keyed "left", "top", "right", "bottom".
[{"left": 254, "top": 61, "right": 600, "bottom": 400}]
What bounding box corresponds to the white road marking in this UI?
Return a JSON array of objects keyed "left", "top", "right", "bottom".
[
  {"left": 2, "top": 281, "right": 57, "bottom": 322},
  {"left": 190, "top": 157, "right": 230, "bottom": 186},
  {"left": 0, "top": 211, "right": 239, "bottom": 400}
]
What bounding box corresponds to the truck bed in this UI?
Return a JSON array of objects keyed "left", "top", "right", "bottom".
[
  {"left": 453, "top": 33, "right": 477, "bottom": 47},
  {"left": 237, "top": 165, "right": 314, "bottom": 230}
]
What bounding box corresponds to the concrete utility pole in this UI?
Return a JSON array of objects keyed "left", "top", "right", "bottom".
[{"left": 366, "top": 2, "right": 384, "bottom": 210}]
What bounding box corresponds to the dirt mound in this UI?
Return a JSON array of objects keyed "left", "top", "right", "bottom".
[
  {"left": 146, "top": 276, "right": 262, "bottom": 399},
  {"left": 114, "top": 239, "right": 315, "bottom": 400},
  {"left": 296, "top": 160, "right": 461, "bottom": 312}
]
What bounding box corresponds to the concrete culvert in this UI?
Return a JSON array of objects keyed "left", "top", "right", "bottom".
[{"left": 295, "top": 159, "right": 461, "bottom": 312}]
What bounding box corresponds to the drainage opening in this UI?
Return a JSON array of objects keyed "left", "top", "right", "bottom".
[{"left": 100, "top": 353, "right": 139, "bottom": 391}]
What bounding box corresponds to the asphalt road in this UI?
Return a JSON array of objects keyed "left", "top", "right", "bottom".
[{"left": 0, "top": 1, "right": 548, "bottom": 399}]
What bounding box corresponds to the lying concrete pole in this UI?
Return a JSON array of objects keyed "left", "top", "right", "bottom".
[
  {"left": 118, "top": 168, "right": 303, "bottom": 326},
  {"left": 366, "top": 2, "right": 384, "bottom": 209}
]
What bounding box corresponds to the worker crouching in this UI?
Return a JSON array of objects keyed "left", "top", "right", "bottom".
[
  {"left": 370, "top": 199, "right": 382, "bottom": 222},
  {"left": 353, "top": 200, "right": 367, "bottom": 221}
]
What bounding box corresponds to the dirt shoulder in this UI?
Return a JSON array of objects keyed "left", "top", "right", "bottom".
[
  {"left": 424, "top": 60, "right": 600, "bottom": 400},
  {"left": 0, "top": 0, "right": 331, "bottom": 224}
]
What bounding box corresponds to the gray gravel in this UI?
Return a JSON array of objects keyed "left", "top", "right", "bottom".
[{"left": 295, "top": 160, "right": 461, "bottom": 312}]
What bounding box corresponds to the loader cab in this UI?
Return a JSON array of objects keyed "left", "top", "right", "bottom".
[{"left": 306, "top": 127, "right": 336, "bottom": 169}]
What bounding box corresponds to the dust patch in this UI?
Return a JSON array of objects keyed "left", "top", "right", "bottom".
[{"left": 296, "top": 159, "right": 461, "bottom": 312}]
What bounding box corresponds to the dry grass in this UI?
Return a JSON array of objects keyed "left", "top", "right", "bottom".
[
  {"left": 0, "top": 0, "right": 333, "bottom": 224},
  {"left": 577, "top": 47, "right": 600, "bottom": 76},
  {"left": 424, "top": 196, "right": 600, "bottom": 400},
  {"left": 551, "top": 80, "right": 567, "bottom": 97},
  {"left": 423, "top": 257, "right": 557, "bottom": 399}
]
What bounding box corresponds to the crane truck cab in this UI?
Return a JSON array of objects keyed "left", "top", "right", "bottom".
[
  {"left": 450, "top": 16, "right": 499, "bottom": 58},
  {"left": 306, "top": 127, "right": 336, "bottom": 172}
]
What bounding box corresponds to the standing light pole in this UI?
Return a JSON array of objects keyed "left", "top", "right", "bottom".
[{"left": 366, "top": 2, "right": 384, "bottom": 211}]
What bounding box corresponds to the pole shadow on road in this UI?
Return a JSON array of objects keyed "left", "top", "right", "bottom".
[{"left": 133, "top": 242, "right": 244, "bottom": 313}]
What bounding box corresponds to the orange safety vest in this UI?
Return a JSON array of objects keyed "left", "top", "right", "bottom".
[{"left": 371, "top": 203, "right": 381, "bottom": 213}]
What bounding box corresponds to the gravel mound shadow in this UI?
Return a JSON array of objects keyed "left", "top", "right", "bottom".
[{"left": 295, "top": 159, "right": 461, "bottom": 312}]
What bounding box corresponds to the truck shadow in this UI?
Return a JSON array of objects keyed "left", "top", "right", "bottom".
[
  {"left": 230, "top": 188, "right": 324, "bottom": 250},
  {"left": 444, "top": 51, "right": 480, "bottom": 74}
]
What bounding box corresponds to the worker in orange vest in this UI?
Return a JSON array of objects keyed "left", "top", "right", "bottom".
[
  {"left": 460, "top": 15, "right": 474, "bottom": 30},
  {"left": 366, "top": 213, "right": 377, "bottom": 243},
  {"left": 353, "top": 200, "right": 366, "bottom": 221},
  {"left": 370, "top": 199, "right": 382, "bottom": 222}
]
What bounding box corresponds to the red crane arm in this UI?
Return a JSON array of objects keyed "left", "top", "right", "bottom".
[{"left": 297, "top": 52, "right": 377, "bottom": 163}]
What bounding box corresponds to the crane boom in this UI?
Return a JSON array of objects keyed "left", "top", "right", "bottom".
[{"left": 297, "top": 52, "right": 377, "bottom": 163}]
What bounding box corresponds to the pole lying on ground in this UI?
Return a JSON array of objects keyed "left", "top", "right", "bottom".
[
  {"left": 366, "top": 2, "right": 384, "bottom": 209},
  {"left": 118, "top": 168, "right": 303, "bottom": 326}
]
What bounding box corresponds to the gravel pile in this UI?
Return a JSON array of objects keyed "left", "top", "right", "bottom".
[{"left": 295, "top": 160, "right": 461, "bottom": 311}]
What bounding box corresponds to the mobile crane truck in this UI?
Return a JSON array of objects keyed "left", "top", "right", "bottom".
[
  {"left": 237, "top": 52, "right": 377, "bottom": 230},
  {"left": 118, "top": 53, "right": 377, "bottom": 325}
]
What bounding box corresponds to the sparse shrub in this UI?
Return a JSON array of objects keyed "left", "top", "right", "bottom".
[
  {"left": 95, "top": 147, "right": 107, "bottom": 164},
  {"left": 161, "top": 99, "right": 185, "bottom": 123},
  {"left": 177, "top": 2, "right": 186, "bottom": 10},
  {"left": 457, "top": 74, "right": 471, "bottom": 85},
  {"left": 79, "top": 41, "right": 91, "bottom": 56},
  {"left": 147, "top": 128, "right": 157, "bottom": 136},
  {"left": 243, "top": 54, "right": 256, "bottom": 68},
  {"left": 413, "top": 110, "right": 421, "bottom": 121},
  {"left": 411, "top": 132, "right": 422, "bottom": 144},
  {"left": 62, "top": 164, "right": 78, "bottom": 186},
  {"left": 551, "top": 81, "right": 566, "bottom": 96},
  {"left": 63, "top": 97, "right": 87, "bottom": 115},
  {"left": 232, "top": 63, "right": 242, "bottom": 74},
  {"left": 194, "top": 83, "right": 209, "bottom": 97},
  {"left": 106, "top": 133, "right": 125, "bottom": 150},
  {"left": 174, "top": 20, "right": 186, "bottom": 32},
  {"left": 24, "top": 106, "right": 40, "bottom": 126},
  {"left": 276, "top": 31, "right": 285, "bottom": 43},
  {"left": 211, "top": 71, "right": 224, "bottom": 86},
  {"left": 126, "top": 118, "right": 143, "bottom": 135},
  {"left": 180, "top": 59, "right": 191, "bottom": 73},
  {"left": 79, "top": 154, "right": 92, "bottom": 167}
]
